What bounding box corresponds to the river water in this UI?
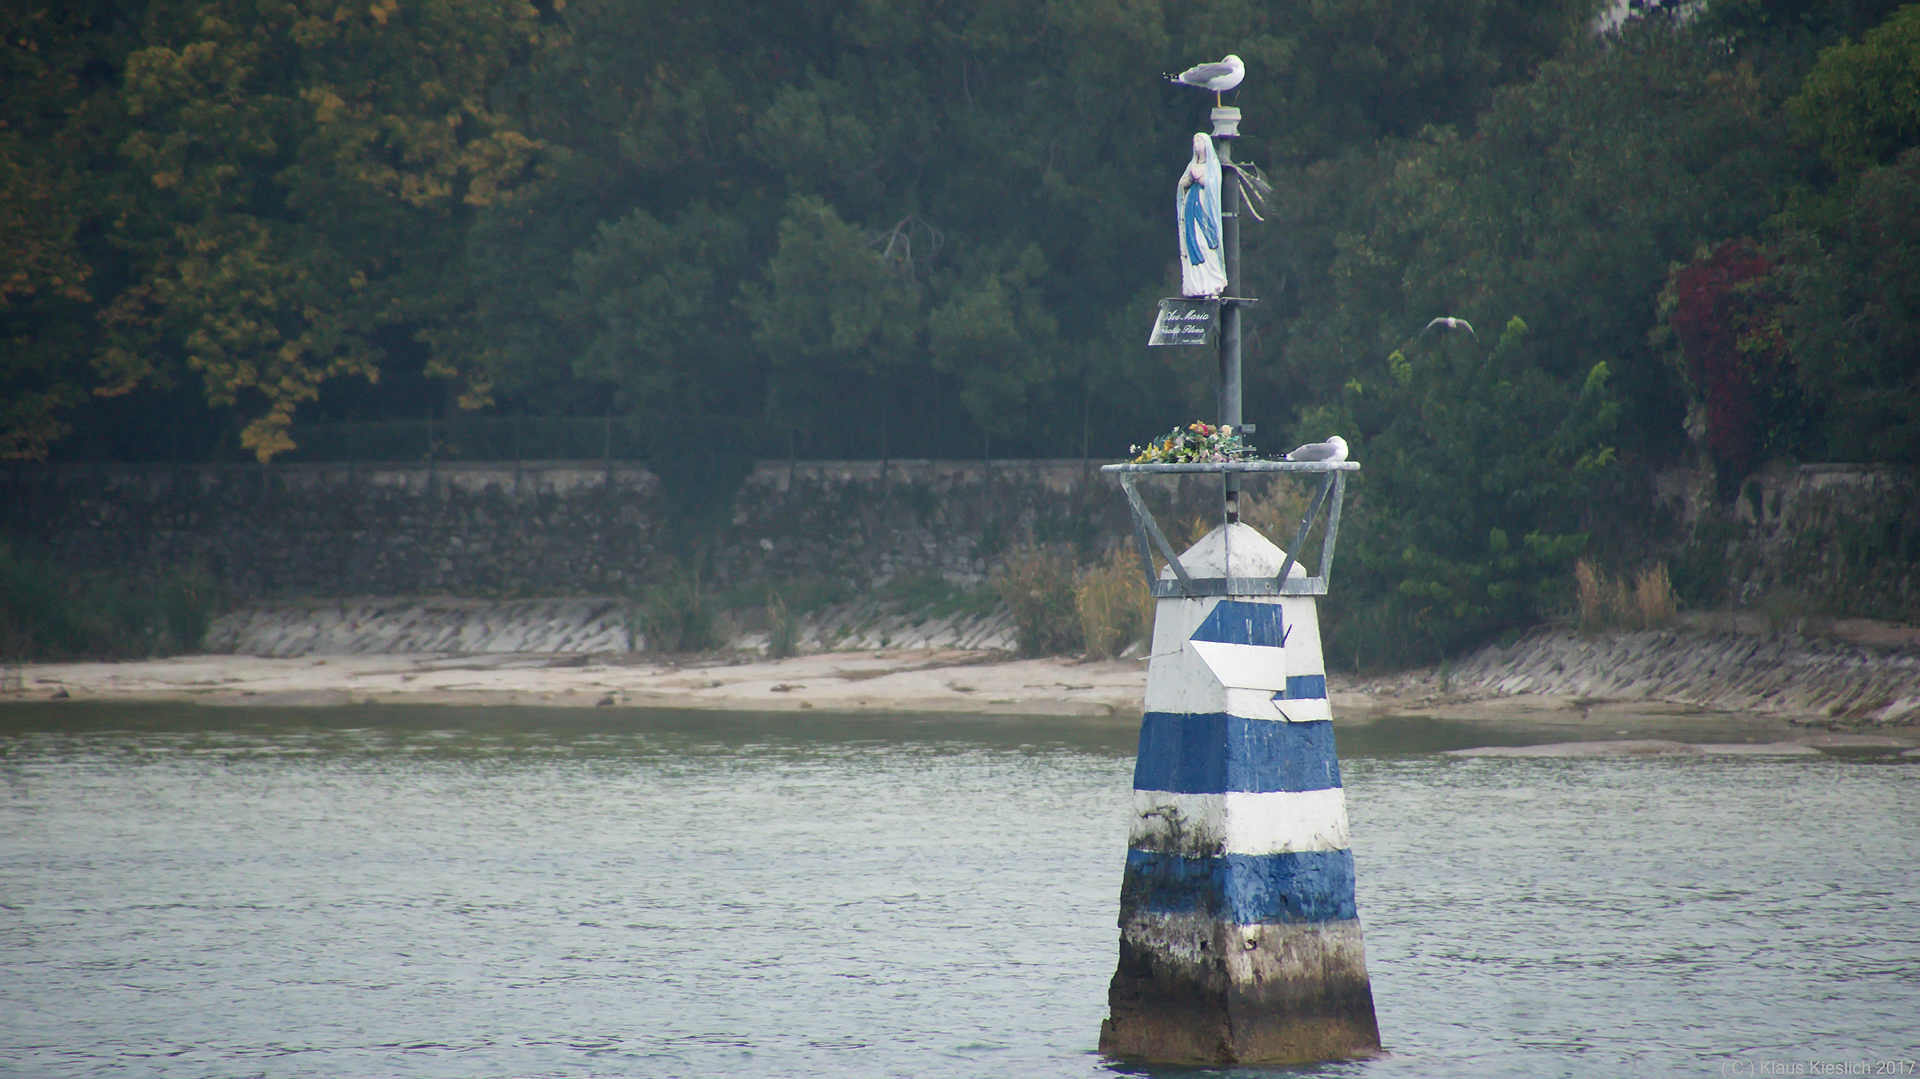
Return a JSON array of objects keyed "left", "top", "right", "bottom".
[{"left": 3, "top": 703, "right": 1915, "bottom": 1078}]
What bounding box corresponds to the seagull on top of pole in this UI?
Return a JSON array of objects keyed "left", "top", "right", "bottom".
[
  {"left": 1167, "top": 54, "right": 1244, "bottom": 106},
  {"left": 1421, "top": 316, "right": 1477, "bottom": 341}
]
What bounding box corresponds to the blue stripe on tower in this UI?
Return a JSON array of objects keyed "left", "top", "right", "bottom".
[
  {"left": 1121, "top": 848, "right": 1358, "bottom": 924},
  {"left": 1133, "top": 713, "right": 1341, "bottom": 793},
  {"left": 1191, "top": 600, "right": 1290, "bottom": 647},
  {"left": 1278, "top": 674, "right": 1327, "bottom": 700}
]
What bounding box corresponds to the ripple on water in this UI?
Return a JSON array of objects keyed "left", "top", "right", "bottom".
[{"left": 1, "top": 706, "right": 1915, "bottom": 1078}]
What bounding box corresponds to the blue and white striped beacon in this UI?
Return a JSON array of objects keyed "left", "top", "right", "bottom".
[{"left": 1097, "top": 461, "right": 1379, "bottom": 1065}]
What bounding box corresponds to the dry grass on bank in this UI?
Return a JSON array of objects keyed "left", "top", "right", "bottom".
[
  {"left": 991, "top": 544, "right": 1160, "bottom": 660},
  {"left": 1239, "top": 479, "right": 1314, "bottom": 546},
  {"left": 1575, "top": 559, "right": 1678, "bottom": 633},
  {"left": 1076, "top": 547, "right": 1157, "bottom": 659}
]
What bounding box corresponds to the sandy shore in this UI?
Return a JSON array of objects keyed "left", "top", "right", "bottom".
[
  {"left": 10, "top": 646, "right": 1916, "bottom": 756},
  {"left": 6, "top": 648, "right": 1142, "bottom": 717}
]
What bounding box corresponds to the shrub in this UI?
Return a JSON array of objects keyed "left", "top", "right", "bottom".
[
  {"left": 766, "top": 590, "right": 799, "bottom": 658},
  {"left": 635, "top": 571, "right": 724, "bottom": 653},
  {"left": 159, "top": 568, "right": 215, "bottom": 652},
  {"left": 1075, "top": 546, "right": 1156, "bottom": 659},
  {"left": 0, "top": 541, "right": 218, "bottom": 659},
  {"left": 991, "top": 546, "right": 1082, "bottom": 657},
  {"left": 0, "top": 537, "right": 222, "bottom": 656}
]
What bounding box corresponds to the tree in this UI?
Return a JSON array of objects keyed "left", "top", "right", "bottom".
[
  {"left": 558, "top": 203, "right": 751, "bottom": 422},
  {"left": 1789, "top": 3, "right": 1920, "bottom": 178},
  {"left": 1785, "top": 149, "right": 1920, "bottom": 462},
  {"left": 1660, "top": 240, "right": 1802, "bottom": 481},
  {"left": 1301, "top": 317, "right": 1619, "bottom": 665},
  {"left": 0, "top": 0, "right": 136, "bottom": 459},
  {"left": 468, "top": 0, "right": 1604, "bottom": 456},
  {"left": 0, "top": 0, "right": 551, "bottom": 461}
]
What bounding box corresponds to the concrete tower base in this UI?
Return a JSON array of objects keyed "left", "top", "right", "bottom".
[
  {"left": 1101, "top": 523, "right": 1381, "bottom": 1065},
  {"left": 1100, "top": 917, "right": 1380, "bottom": 1064}
]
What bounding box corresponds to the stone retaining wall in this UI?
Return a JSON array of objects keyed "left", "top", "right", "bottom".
[
  {"left": 1, "top": 458, "right": 1216, "bottom": 600},
  {"left": 7, "top": 458, "right": 1913, "bottom": 624},
  {"left": 1655, "top": 462, "right": 1920, "bottom": 621}
]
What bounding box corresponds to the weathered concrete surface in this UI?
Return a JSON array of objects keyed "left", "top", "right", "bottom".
[
  {"left": 1442, "top": 624, "right": 1920, "bottom": 726},
  {"left": 1101, "top": 917, "right": 1379, "bottom": 1065},
  {"left": 205, "top": 596, "right": 1015, "bottom": 657}
]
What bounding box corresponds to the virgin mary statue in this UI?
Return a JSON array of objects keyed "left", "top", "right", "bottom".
[{"left": 1177, "top": 133, "right": 1227, "bottom": 298}]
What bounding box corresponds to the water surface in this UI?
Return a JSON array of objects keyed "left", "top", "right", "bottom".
[{"left": 3, "top": 703, "right": 1915, "bottom": 1077}]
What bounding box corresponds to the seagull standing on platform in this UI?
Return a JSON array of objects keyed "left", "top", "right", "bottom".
[
  {"left": 1285, "top": 435, "right": 1349, "bottom": 463},
  {"left": 1167, "top": 54, "right": 1244, "bottom": 105}
]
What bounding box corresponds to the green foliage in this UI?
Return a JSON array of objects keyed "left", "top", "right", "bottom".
[
  {"left": 159, "top": 567, "right": 214, "bottom": 651},
  {"left": 633, "top": 570, "right": 723, "bottom": 654},
  {"left": 1789, "top": 5, "right": 1920, "bottom": 177},
  {"left": 468, "top": 0, "right": 1602, "bottom": 454},
  {"left": 1784, "top": 150, "right": 1920, "bottom": 463},
  {"left": 872, "top": 574, "right": 995, "bottom": 620},
  {"left": 1702, "top": 0, "right": 1913, "bottom": 45},
  {"left": 14, "top": 0, "right": 1920, "bottom": 652},
  {"left": 1307, "top": 316, "right": 1620, "bottom": 661},
  {"left": 1280, "top": 19, "right": 1796, "bottom": 452},
  {"left": 0, "top": 0, "right": 551, "bottom": 460},
  {"left": 1670, "top": 508, "right": 1741, "bottom": 609},
  {"left": 0, "top": 539, "right": 215, "bottom": 658},
  {"left": 561, "top": 205, "right": 751, "bottom": 413},
  {"left": 0, "top": 1, "right": 126, "bottom": 460},
  {"left": 765, "top": 575, "right": 855, "bottom": 616}
]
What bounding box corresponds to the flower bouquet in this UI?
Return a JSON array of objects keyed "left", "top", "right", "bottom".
[{"left": 1129, "top": 421, "right": 1255, "bottom": 464}]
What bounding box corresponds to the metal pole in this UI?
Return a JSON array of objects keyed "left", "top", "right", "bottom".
[{"left": 1215, "top": 115, "right": 1243, "bottom": 523}]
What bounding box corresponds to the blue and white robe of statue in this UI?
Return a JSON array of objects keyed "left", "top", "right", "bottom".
[{"left": 1178, "top": 133, "right": 1228, "bottom": 298}]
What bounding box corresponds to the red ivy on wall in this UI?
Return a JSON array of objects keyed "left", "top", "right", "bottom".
[{"left": 1669, "top": 239, "right": 1791, "bottom": 478}]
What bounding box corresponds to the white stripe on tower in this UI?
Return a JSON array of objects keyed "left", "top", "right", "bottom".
[{"left": 1130, "top": 788, "right": 1353, "bottom": 856}]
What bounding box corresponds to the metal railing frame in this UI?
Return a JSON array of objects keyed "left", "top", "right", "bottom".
[{"left": 1100, "top": 460, "right": 1359, "bottom": 598}]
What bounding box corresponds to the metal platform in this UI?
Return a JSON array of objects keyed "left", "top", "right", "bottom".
[{"left": 1099, "top": 460, "right": 1359, "bottom": 598}]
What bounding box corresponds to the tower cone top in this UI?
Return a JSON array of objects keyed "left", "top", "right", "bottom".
[{"left": 1162, "top": 521, "right": 1307, "bottom": 582}]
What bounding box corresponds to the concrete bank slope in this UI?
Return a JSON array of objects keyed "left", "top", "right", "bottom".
[
  {"left": 10, "top": 605, "right": 1918, "bottom": 740},
  {"left": 1345, "top": 624, "right": 1920, "bottom": 730},
  {"left": 207, "top": 596, "right": 1014, "bottom": 657}
]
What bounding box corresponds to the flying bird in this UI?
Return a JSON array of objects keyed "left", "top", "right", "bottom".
[
  {"left": 1285, "top": 435, "right": 1349, "bottom": 463},
  {"left": 1421, "top": 316, "right": 1477, "bottom": 340},
  {"left": 1167, "top": 54, "right": 1244, "bottom": 105}
]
